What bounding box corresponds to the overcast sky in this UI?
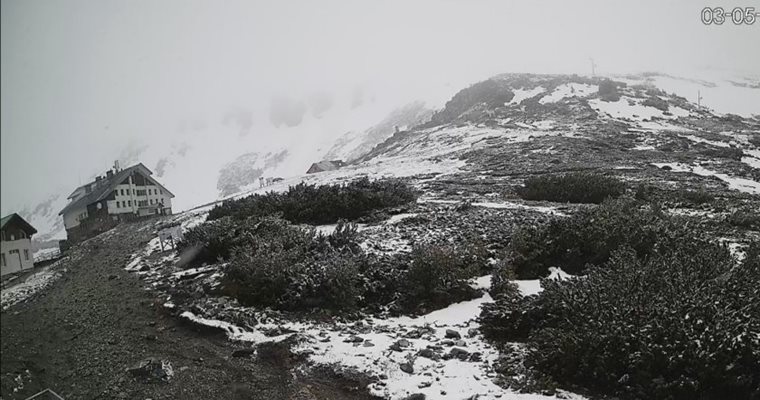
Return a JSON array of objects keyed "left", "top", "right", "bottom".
[{"left": 2, "top": 0, "right": 759, "bottom": 213}]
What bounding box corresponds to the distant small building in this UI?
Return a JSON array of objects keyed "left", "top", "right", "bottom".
[
  {"left": 59, "top": 162, "right": 175, "bottom": 242},
  {"left": 1, "top": 213, "right": 37, "bottom": 276},
  {"left": 306, "top": 160, "right": 345, "bottom": 174}
]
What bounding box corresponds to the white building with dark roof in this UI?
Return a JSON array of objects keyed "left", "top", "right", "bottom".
[
  {"left": 59, "top": 162, "right": 174, "bottom": 242},
  {"left": 1, "top": 213, "right": 37, "bottom": 276}
]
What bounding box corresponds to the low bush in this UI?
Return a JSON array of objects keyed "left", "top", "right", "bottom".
[
  {"left": 223, "top": 218, "right": 362, "bottom": 311},
  {"left": 402, "top": 245, "right": 482, "bottom": 313},
  {"left": 177, "top": 216, "right": 242, "bottom": 264},
  {"left": 516, "top": 172, "right": 625, "bottom": 204},
  {"left": 483, "top": 200, "right": 760, "bottom": 400},
  {"left": 726, "top": 210, "right": 760, "bottom": 230},
  {"left": 480, "top": 280, "right": 543, "bottom": 342},
  {"left": 598, "top": 79, "right": 621, "bottom": 102},
  {"left": 500, "top": 199, "right": 667, "bottom": 279},
  {"left": 183, "top": 214, "right": 483, "bottom": 313},
  {"left": 642, "top": 96, "right": 669, "bottom": 112},
  {"left": 677, "top": 188, "right": 714, "bottom": 205},
  {"left": 207, "top": 177, "right": 417, "bottom": 224},
  {"left": 749, "top": 135, "right": 760, "bottom": 148},
  {"left": 525, "top": 240, "right": 760, "bottom": 399},
  {"left": 698, "top": 146, "right": 744, "bottom": 160}
]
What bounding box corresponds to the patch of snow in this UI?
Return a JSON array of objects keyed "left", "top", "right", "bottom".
[
  {"left": 470, "top": 275, "right": 492, "bottom": 291},
  {"left": 653, "top": 162, "right": 760, "bottom": 195},
  {"left": 125, "top": 256, "right": 143, "bottom": 271},
  {"left": 539, "top": 83, "right": 595, "bottom": 104},
  {"left": 386, "top": 213, "right": 418, "bottom": 224},
  {"left": 742, "top": 149, "right": 760, "bottom": 170},
  {"left": 515, "top": 267, "right": 572, "bottom": 297},
  {"left": 1, "top": 261, "right": 64, "bottom": 310},
  {"left": 508, "top": 87, "right": 545, "bottom": 105},
  {"left": 33, "top": 247, "right": 60, "bottom": 262},
  {"left": 590, "top": 97, "right": 691, "bottom": 124},
  {"left": 681, "top": 135, "right": 731, "bottom": 148},
  {"left": 178, "top": 285, "right": 584, "bottom": 400},
  {"left": 471, "top": 201, "right": 567, "bottom": 216}
]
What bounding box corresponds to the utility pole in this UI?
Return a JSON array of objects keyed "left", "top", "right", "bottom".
[
  {"left": 697, "top": 90, "right": 703, "bottom": 108},
  {"left": 589, "top": 58, "right": 596, "bottom": 77}
]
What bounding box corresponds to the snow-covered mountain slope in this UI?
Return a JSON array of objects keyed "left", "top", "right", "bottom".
[
  {"left": 20, "top": 72, "right": 760, "bottom": 246},
  {"left": 613, "top": 71, "right": 760, "bottom": 118},
  {"left": 17, "top": 192, "right": 68, "bottom": 242},
  {"left": 324, "top": 101, "right": 434, "bottom": 162}
]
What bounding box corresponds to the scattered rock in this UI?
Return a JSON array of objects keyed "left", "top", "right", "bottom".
[
  {"left": 126, "top": 358, "right": 172, "bottom": 382},
  {"left": 231, "top": 348, "right": 255, "bottom": 358},
  {"left": 417, "top": 348, "right": 440, "bottom": 360},
  {"left": 390, "top": 339, "right": 412, "bottom": 352},
  {"left": 344, "top": 335, "right": 364, "bottom": 343},
  {"left": 447, "top": 347, "right": 470, "bottom": 361},
  {"left": 445, "top": 329, "right": 461, "bottom": 339},
  {"left": 399, "top": 362, "right": 414, "bottom": 374}
]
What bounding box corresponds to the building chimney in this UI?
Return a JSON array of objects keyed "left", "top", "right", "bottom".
[
  {"left": 106, "top": 170, "right": 114, "bottom": 178},
  {"left": 113, "top": 160, "right": 120, "bottom": 172}
]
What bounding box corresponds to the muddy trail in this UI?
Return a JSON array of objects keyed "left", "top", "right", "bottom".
[{"left": 0, "top": 219, "right": 378, "bottom": 400}]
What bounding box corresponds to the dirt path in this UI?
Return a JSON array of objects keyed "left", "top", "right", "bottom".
[{"left": 1, "top": 220, "right": 378, "bottom": 400}]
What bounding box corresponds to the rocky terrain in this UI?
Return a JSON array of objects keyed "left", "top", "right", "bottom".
[{"left": 2, "top": 73, "right": 758, "bottom": 399}]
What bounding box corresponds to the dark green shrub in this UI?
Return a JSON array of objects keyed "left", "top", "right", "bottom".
[
  {"left": 402, "top": 245, "right": 482, "bottom": 313},
  {"left": 517, "top": 173, "right": 625, "bottom": 204},
  {"left": 634, "top": 183, "right": 651, "bottom": 201},
  {"left": 525, "top": 240, "right": 760, "bottom": 399},
  {"left": 186, "top": 215, "right": 484, "bottom": 313},
  {"left": 480, "top": 281, "right": 543, "bottom": 342},
  {"left": 223, "top": 217, "right": 362, "bottom": 311},
  {"left": 598, "top": 79, "right": 621, "bottom": 102},
  {"left": 177, "top": 217, "right": 241, "bottom": 263},
  {"left": 748, "top": 135, "right": 760, "bottom": 148},
  {"left": 208, "top": 177, "right": 417, "bottom": 224},
  {"left": 431, "top": 79, "right": 514, "bottom": 124},
  {"left": 727, "top": 210, "right": 760, "bottom": 230},
  {"left": 642, "top": 96, "right": 669, "bottom": 112},
  {"left": 503, "top": 199, "right": 666, "bottom": 279},
  {"left": 698, "top": 146, "right": 743, "bottom": 160},
  {"left": 677, "top": 188, "right": 714, "bottom": 205}
]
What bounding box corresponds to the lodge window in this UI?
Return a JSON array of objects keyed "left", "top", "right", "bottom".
[
  {"left": 19, "top": 231, "right": 26, "bottom": 239},
  {"left": 128, "top": 200, "right": 131, "bottom": 207},
  {"left": 24, "top": 249, "right": 29, "bottom": 261}
]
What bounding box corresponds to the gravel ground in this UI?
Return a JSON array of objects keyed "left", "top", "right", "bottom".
[{"left": 0, "top": 219, "right": 378, "bottom": 400}]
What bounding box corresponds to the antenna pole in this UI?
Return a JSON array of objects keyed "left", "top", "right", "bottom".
[{"left": 589, "top": 58, "right": 596, "bottom": 76}]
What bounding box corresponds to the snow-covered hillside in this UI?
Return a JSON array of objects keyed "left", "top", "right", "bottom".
[{"left": 18, "top": 71, "right": 760, "bottom": 246}]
